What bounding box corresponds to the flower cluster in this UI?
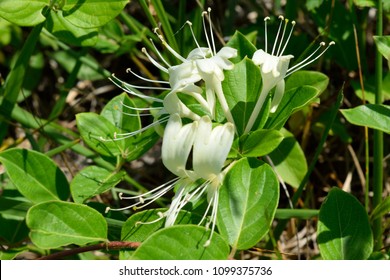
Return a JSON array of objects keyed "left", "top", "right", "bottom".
[{"left": 107, "top": 10, "right": 333, "bottom": 246}]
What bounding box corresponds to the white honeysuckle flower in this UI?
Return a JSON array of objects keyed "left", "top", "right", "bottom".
[
  {"left": 161, "top": 114, "right": 198, "bottom": 178},
  {"left": 109, "top": 8, "right": 238, "bottom": 127},
  {"left": 244, "top": 16, "right": 334, "bottom": 134},
  {"left": 107, "top": 114, "right": 236, "bottom": 246},
  {"left": 193, "top": 115, "right": 235, "bottom": 184}
]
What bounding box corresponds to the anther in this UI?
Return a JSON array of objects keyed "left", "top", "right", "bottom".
[
  {"left": 105, "top": 207, "right": 111, "bottom": 213},
  {"left": 118, "top": 192, "right": 124, "bottom": 199}
]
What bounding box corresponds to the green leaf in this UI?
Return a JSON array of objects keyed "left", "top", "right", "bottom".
[
  {"left": 265, "top": 85, "right": 320, "bottom": 130},
  {"left": 341, "top": 104, "right": 390, "bottom": 134},
  {"left": 0, "top": 22, "right": 44, "bottom": 142},
  {"left": 218, "top": 158, "right": 279, "bottom": 250},
  {"left": 374, "top": 36, "right": 390, "bottom": 68},
  {"left": 0, "top": 247, "right": 28, "bottom": 260},
  {"left": 240, "top": 129, "right": 284, "bottom": 157},
  {"left": 226, "top": 31, "right": 257, "bottom": 63},
  {"left": 0, "top": 0, "right": 47, "bottom": 26},
  {"left": 268, "top": 129, "right": 307, "bottom": 188},
  {"left": 26, "top": 201, "right": 108, "bottom": 249},
  {"left": 77, "top": 94, "right": 159, "bottom": 160},
  {"left": 370, "top": 196, "right": 390, "bottom": 221},
  {"left": 222, "top": 58, "right": 264, "bottom": 135},
  {"left": 285, "top": 70, "right": 329, "bottom": 94},
  {"left": 76, "top": 112, "right": 121, "bottom": 158},
  {"left": 71, "top": 166, "right": 126, "bottom": 204},
  {"left": 52, "top": 51, "right": 105, "bottom": 81},
  {"left": 317, "top": 188, "right": 373, "bottom": 260},
  {"left": 132, "top": 225, "right": 229, "bottom": 260},
  {"left": 0, "top": 148, "right": 69, "bottom": 203},
  {"left": 62, "top": 0, "right": 128, "bottom": 28},
  {"left": 45, "top": 10, "right": 98, "bottom": 47},
  {"left": 120, "top": 209, "right": 201, "bottom": 259},
  {"left": 353, "top": 0, "right": 375, "bottom": 7}
]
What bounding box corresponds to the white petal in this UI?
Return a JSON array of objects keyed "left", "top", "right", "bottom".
[
  {"left": 187, "top": 47, "right": 211, "bottom": 59},
  {"left": 162, "top": 114, "right": 197, "bottom": 178},
  {"left": 217, "top": 46, "right": 238, "bottom": 59},
  {"left": 168, "top": 62, "right": 201, "bottom": 92},
  {"left": 193, "top": 116, "right": 234, "bottom": 180},
  {"left": 163, "top": 92, "right": 200, "bottom": 120},
  {"left": 270, "top": 79, "right": 285, "bottom": 113}
]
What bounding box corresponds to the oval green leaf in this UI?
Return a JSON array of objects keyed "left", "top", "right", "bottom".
[
  {"left": 217, "top": 158, "right": 279, "bottom": 250},
  {"left": 341, "top": 104, "right": 390, "bottom": 134},
  {"left": 120, "top": 209, "right": 201, "bottom": 259},
  {"left": 131, "top": 225, "right": 229, "bottom": 260},
  {"left": 240, "top": 129, "right": 284, "bottom": 157},
  {"left": 0, "top": 148, "right": 69, "bottom": 203},
  {"left": 222, "top": 58, "right": 264, "bottom": 134},
  {"left": 268, "top": 128, "right": 308, "bottom": 188},
  {"left": 0, "top": 0, "right": 47, "bottom": 26},
  {"left": 76, "top": 112, "right": 122, "bottom": 158},
  {"left": 26, "top": 201, "right": 108, "bottom": 249},
  {"left": 62, "top": 0, "right": 128, "bottom": 28},
  {"left": 317, "top": 188, "right": 373, "bottom": 260},
  {"left": 285, "top": 70, "right": 329, "bottom": 94},
  {"left": 265, "top": 85, "right": 320, "bottom": 130},
  {"left": 71, "top": 166, "right": 126, "bottom": 204},
  {"left": 45, "top": 10, "right": 98, "bottom": 47}
]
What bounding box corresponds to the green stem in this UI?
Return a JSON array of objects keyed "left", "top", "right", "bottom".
[{"left": 373, "top": 0, "right": 383, "bottom": 251}]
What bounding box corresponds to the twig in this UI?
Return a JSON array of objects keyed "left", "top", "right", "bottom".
[{"left": 37, "top": 241, "right": 141, "bottom": 260}]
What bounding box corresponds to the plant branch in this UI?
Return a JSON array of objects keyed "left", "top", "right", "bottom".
[{"left": 37, "top": 241, "right": 141, "bottom": 260}]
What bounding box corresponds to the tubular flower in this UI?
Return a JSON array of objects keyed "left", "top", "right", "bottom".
[
  {"left": 108, "top": 114, "right": 235, "bottom": 246},
  {"left": 244, "top": 16, "right": 334, "bottom": 134},
  {"left": 109, "top": 8, "right": 237, "bottom": 125}
]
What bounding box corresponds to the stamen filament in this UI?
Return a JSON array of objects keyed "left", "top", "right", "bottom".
[
  {"left": 207, "top": 8, "right": 217, "bottom": 55},
  {"left": 203, "top": 190, "right": 219, "bottom": 247},
  {"left": 149, "top": 39, "right": 172, "bottom": 68},
  {"left": 271, "top": 16, "right": 284, "bottom": 56},
  {"left": 202, "top": 11, "right": 213, "bottom": 54},
  {"left": 287, "top": 42, "right": 334, "bottom": 76},
  {"left": 279, "top": 21, "right": 296, "bottom": 56},
  {"left": 112, "top": 116, "right": 169, "bottom": 140},
  {"left": 142, "top": 47, "right": 169, "bottom": 73},
  {"left": 187, "top": 21, "right": 206, "bottom": 59},
  {"left": 158, "top": 35, "right": 187, "bottom": 63},
  {"left": 276, "top": 19, "right": 288, "bottom": 57},
  {"left": 264, "top": 17, "right": 270, "bottom": 53},
  {"left": 126, "top": 68, "right": 170, "bottom": 84},
  {"left": 109, "top": 75, "right": 164, "bottom": 103}
]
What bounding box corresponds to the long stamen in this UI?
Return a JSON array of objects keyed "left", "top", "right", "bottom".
[
  {"left": 142, "top": 47, "right": 169, "bottom": 73},
  {"left": 154, "top": 30, "right": 187, "bottom": 63},
  {"left": 120, "top": 101, "right": 162, "bottom": 112},
  {"left": 279, "top": 20, "right": 296, "bottom": 56},
  {"left": 202, "top": 11, "right": 213, "bottom": 54},
  {"left": 286, "top": 41, "right": 335, "bottom": 76},
  {"left": 109, "top": 75, "right": 163, "bottom": 103},
  {"left": 149, "top": 38, "right": 172, "bottom": 68},
  {"left": 112, "top": 116, "right": 169, "bottom": 140},
  {"left": 126, "top": 68, "right": 170, "bottom": 84},
  {"left": 186, "top": 21, "right": 206, "bottom": 59},
  {"left": 271, "top": 15, "right": 284, "bottom": 56},
  {"left": 121, "top": 178, "right": 180, "bottom": 200},
  {"left": 264, "top": 17, "right": 270, "bottom": 53},
  {"left": 276, "top": 18, "right": 288, "bottom": 57},
  {"left": 203, "top": 190, "right": 219, "bottom": 247},
  {"left": 207, "top": 8, "right": 217, "bottom": 55}
]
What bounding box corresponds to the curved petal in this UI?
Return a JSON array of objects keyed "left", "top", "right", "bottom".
[
  {"left": 270, "top": 79, "right": 285, "bottom": 113},
  {"left": 193, "top": 116, "right": 234, "bottom": 180},
  {"left": 163, "top": 92, "right": 200, "bottom": 120},
  {"left": 162, "top": 114, "right": 198, "bottom": 178}
]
